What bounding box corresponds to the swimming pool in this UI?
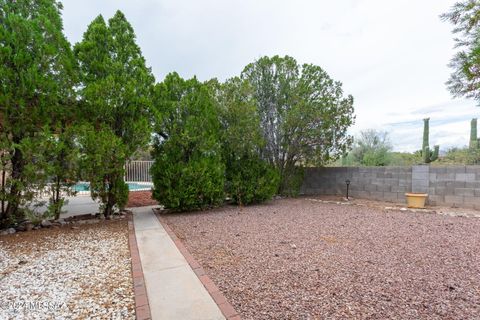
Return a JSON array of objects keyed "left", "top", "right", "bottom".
[{"left": 73, "top": 182, "right": 153, "bottom": 192}]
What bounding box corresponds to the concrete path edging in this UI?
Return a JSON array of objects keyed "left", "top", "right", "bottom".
[{"left": 132, "top": 206, "right": 229, "bottom": 320}]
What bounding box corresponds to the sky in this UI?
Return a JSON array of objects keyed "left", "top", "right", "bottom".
[{"left": 60, "top": 0, "right": 479, "bottom": 152}]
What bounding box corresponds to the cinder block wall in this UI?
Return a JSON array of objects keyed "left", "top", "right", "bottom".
[
  {"left": 301, "top": 166, "right": 480, "bottom": 209},
  {"left": 301, "top": 167, "right": 412, "bottom": 203},
  {"left": 428, "top": 166, "right": 480, "bottom": 208}
]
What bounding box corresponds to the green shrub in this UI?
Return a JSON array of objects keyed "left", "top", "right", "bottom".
[
  {"left": 211, "top": 77, "right": 280, "bottom": 205},
  {"left": 151, "top": 152, "right": 225, "bottom": 210},
  {"left": 226, "top": 156, "right": 279, "bottom": 205},
  {"left": 151, "top": 73, "right": 225, "bottom": 211}
]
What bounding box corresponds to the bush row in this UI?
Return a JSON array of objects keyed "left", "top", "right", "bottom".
[{"left": 150, "top": 74, "right": 279, "bottom": 210}]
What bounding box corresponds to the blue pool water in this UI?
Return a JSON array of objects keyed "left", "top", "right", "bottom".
[{"left": 73, "top": 182, "right": 152, "bottom": 192}]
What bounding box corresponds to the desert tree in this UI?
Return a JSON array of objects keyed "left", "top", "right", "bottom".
[
  {"left": 351, "top": 129, "right": 392, "bottom": 166},
  {"left": 241, "top": 55, "right": 355, "bottom": 194}
]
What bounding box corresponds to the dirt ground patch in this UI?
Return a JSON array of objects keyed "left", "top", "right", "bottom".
[
  {"left": 127, "top": 191, "right": 157, "bottom": 207},
  {"left": 0, "top": 220, "right": 134, "bottom": 319},
  {"left": 162, "top": 198, "right": 480, "bottom": 319}
]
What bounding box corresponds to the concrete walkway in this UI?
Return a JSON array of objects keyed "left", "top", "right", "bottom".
[
  {"left": 60, "top": 196, "right": 100, "bottom": 218},
  {"left": 28, "top": 195, "right": 100, "bottom": 219},
  {"left": 133, "top": 207, "right": 225, "bottom": 320}
]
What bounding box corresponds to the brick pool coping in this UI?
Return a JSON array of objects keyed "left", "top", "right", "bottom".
[
  {"left": 127, "top": 214, "right": 152, "bottom": 320},
  {"left": 153, "top": 209, "right": 241, "bottom": 320}
]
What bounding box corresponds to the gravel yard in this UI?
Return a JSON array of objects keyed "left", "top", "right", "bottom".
[
  {"left": 0, "top": 220, "right": 134, "bottom": 320},
  {"left": 162, "top": 198, "right": 480, "bottom": 319}
]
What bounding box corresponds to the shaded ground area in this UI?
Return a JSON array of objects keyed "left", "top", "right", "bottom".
[
  {"left": 0, "top": 220, "right": 134, "bottom": 319},
  {"left": 127, "top": 191, "right": 157, "bottom": 208},
  {"left": 163, "top": 198, "right": 480, "bottom": 319}
]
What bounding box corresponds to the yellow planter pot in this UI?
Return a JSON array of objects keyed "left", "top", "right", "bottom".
[{"left": 405, "top": 193, "right": 428, "bottom": 209}]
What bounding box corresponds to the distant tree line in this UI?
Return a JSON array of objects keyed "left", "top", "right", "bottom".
[
  {"left": 0, "top": 0, "right": 355, "bottom": 226},
  {"left": 338, "top": 119, "right": 480, "bottom": 167},
  {"left": 337, "top": 129, "right": 422, "bottom": 167}
]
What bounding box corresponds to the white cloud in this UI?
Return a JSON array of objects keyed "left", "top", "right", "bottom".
[{"left": 60, "top": 0, "right": 479, "bottom": 151}]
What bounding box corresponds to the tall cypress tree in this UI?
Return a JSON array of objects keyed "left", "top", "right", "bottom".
[
  {"left": 0, "top": 0, "right": 76, "bottom": 225},
  {"left": 74, "top": 11, "right": 154, "bottom": 216}
]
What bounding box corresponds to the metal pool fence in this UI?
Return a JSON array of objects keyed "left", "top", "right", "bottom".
[
  {"left": 125, "top": 160, "right": 153, "bottom": 182},
  {"left": 73, "top": 161, "right": 154, "bottom": 195}
]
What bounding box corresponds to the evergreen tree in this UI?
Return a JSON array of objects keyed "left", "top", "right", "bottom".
[
  {"left": 0, "top": 0, "right": 76, "bottom": 225},
  {"left": 212, "top": 77, "right": 279, "bottom": 205},
  {"left": 44, "top": 126, "right": 80, "bottom": 220},
  {"left": 74, "top": 11, "right": 155, "bottom": 216},
  {"left": 151, "top": 73, "right": 225, "bottom": 210}
]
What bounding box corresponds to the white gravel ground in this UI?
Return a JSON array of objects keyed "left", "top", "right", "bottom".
[{"left": 0, "top": 220, "right": 134, "bottom": 320}]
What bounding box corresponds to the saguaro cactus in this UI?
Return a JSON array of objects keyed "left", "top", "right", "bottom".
[
  {"left": 422, "top": 118, "right": 439, "bottom": 163},
  {"left": 470, "top": 118, "right": 479, "bottom": 149}
]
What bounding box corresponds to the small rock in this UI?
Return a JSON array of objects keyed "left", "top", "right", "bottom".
[
  {"left": 0, "top": 227, "right": 16, "bottom": 235},
  {"left": 56, "top": 218, "right": 67, "bottom": 226},
  {"left": 71, "top": 226, "right": 79, "bottom": 229},
  {"left": 41, "top": 220, "right": 52, "bottom": 228},
  {"left": 291, "top": 244, "right": 297, "bottom": 249}
]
